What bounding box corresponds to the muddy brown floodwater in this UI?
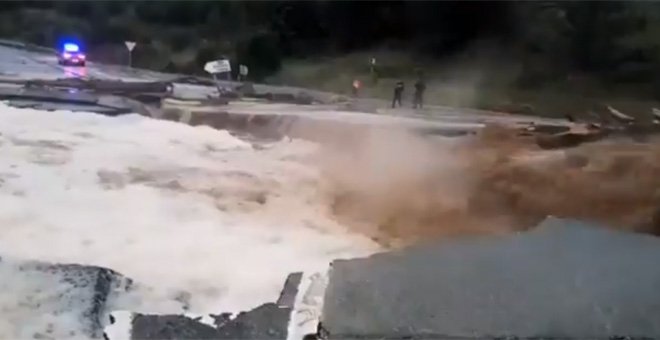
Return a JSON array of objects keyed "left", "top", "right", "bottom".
[{"left": 315, "top": 124, "right": 660, "bottom": 246}]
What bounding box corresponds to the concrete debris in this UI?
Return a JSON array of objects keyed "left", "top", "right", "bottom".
[
  {"left": 247, "top": 92, "right": 314, "bottom": 105},
  {"left": 161, "top": 97, "right": 229, "bottom": 109},
  {"left": 0, "top": 77, "right": 176, "bottom": 116},
  {"left": 0, "top": 86, "right": 138, "bottom": 115},
  {"left": 107, "top": 272, "right": 304, "bottom": 340},
  {"left": 129, "top": 303, "right": 292, "bottom": 340},
  {"left": 171, "top": 76, "right": 218, "bottom": 87},
  {"left": 0, "top": 85, "right": 99, "bottom": 105},
  {"left": 276, "top": 272, "right": 303, "bottom": 308},
  {"left": 130, "top": 314, "right": 220, "bottom": 339},
  {"left": 535, "top": 124, "right": 605, "bottom": 149},
  {"left": 607, "top": 105, "right": 635, "bottom": 124},
  {"left": 531, "top": 104, "right": 660, "bottom": 149},
  {"left": 22, "top": 77, "right": 172, "bottom": 96}
]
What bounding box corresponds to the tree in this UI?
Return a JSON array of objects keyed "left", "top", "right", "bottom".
[{"left": 237, "top": 32, "right": 282, "bottom": 80}]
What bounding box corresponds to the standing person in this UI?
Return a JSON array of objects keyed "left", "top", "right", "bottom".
[
  {"left": 392, "top": 80, "right": 404, "bottom": 108},
  {"left": 413, "top": 77, "right": 426, "bottom": 109},
  {"left": 370, "top": 58, "right": 379, "bottom": 85},
  {"left": 352, "top": 79, "right": 361, "bottom": 97}
]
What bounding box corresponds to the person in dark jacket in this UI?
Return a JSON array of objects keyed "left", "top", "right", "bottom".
[
  {"left": 392, "top": 80, "right": 404, "bottom": 108},
  {"left": 413, "top": 78, "right": 426, "bottom": 109}
]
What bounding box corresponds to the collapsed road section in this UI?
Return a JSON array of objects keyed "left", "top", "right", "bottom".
[
  {"left": 3, "top": 76, "right": 660, "bottom": 340},
  {"left": 0, "top": 85, "right": 147, "bottom": 115},
  {"left": 0, "top": 77, "right": 172, "bottom": 115},
  {"left": 8, "top": 74, "right": 653, "bottom": 152},
  {"left": 0, "top": 76, "right": 573, "bottom": 146},
  {"left": 7, "top": 217, "right": 660, "bottom": 339},
  {"left": 4, "top": 75, "right": 650, "bottom": 152},
  {"left": 111, "top": 218, "right": 660, "bottom": 339}
]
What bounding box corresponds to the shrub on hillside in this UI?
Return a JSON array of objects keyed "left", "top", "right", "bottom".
[{"left": 236, "top": 32, "right": 282, "bottom": 81}]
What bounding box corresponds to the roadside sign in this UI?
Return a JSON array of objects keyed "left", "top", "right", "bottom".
[
  {"left": 371, "top": 57, "right": 376, "bottom": 65},
  {"left": 124, "top": 41, "right": 136, "bottom": 67},
  {"left": 239, "top": 64, "right": 248, "bottom": 76},
  {"left": 204, "top": 59, "right": 231, "bottom": 74},
  {"left": 125, "top": 41, "right": 136, "bottom": 51}
]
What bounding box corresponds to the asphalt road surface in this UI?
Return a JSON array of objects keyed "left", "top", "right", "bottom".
[
  {"left": 0, "top": 42, "right": 569, "bottom": 132},
  {"left": 0, "top": 44, "right": 163, "bottom": 81}
]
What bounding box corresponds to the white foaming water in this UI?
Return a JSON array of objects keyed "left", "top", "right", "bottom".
[{"left": 0, "top": 103, "right": 378, "bottom": 336}]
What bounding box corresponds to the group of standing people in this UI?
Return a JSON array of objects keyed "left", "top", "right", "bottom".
[
  {"left": 392, "top": 78, "right": 426, "bottom": 109},
  {"left": 351, "top": 75, "right": 427, "bottom": 109}
]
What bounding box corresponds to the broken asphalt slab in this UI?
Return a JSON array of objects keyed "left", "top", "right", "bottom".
[
  {"left": 105, "top": 272, "right": 304, "bottom": 340},
  {"left": 0, "top": 258, "right": 131, "bottom": 339},
  {"left": 0, "top": 84, "right": 159, "bottom": 116},
  {"left": 129, "top": 303, "right": 292, "bottom": 340},
  {"left": 322, "top": 217, "right": 660, "bottom": 339}
]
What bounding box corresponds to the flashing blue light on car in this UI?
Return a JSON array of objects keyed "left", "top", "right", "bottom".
[{"left": 63, "top": 43, "right": 80, "bottom": 52}]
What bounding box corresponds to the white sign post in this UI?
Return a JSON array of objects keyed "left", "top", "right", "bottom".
[
  {"left": 204, "top": 58, "right": 232, "bottom": 93},
  {"left": 125, "top": 41, "right": 136, "bottom": 67},
  {"left": 238, "top": 64, "right": 248, "bottom": 81},
  {"left": 370, "top": 57, "right": 378, "bottom": 84}
]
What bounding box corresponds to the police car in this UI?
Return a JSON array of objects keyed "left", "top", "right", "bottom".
[{"left": 57, "top": 42, "right": 86, "bottom": 66}]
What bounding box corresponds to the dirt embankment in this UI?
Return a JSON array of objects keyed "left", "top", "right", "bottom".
[{"left": 315, "top": 125, "right": 660, "bottom": 246}]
